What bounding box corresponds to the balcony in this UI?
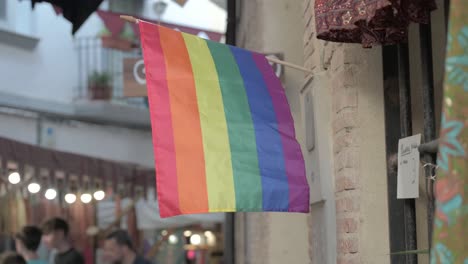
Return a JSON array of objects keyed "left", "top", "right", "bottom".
[
  {"left": 71, "top": 37, "right": 150, "bottom": 129},
  {"left": 75, "top": 37, "right": 147, "bottom": 108}
]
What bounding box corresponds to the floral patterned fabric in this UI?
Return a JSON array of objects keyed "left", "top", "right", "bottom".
[
  {"left": 315, "top": 0, "right": 436, "bottom": 47},
  {"left": 431, "top": 1, "right": 468, "bottom": 263}
]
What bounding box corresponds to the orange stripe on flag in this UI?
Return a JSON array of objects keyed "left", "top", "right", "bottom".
[{"left": 158, "top": 26, "right": 209, "bottom": 213}]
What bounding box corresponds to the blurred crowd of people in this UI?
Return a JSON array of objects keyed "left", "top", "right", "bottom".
[{"left": 0, "top": 218, "right": 151, "bottom": 264}]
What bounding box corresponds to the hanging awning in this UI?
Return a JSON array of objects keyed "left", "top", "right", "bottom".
[
  {"left": 96, "top": 199, "right": 224, "bottom": 230},
  {"left": 135, "top": 199, "right": 224, "bottom": 229},
  {"left": 0, "top": 136, "right": 154, "bottom": 195}
]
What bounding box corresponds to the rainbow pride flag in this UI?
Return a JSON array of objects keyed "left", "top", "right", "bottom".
[{"left": 139, "top": 21, "right": 310, "bottom": 217}]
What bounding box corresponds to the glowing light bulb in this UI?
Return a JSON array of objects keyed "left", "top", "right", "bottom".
[
  {"left": 80, "top": 193, "right": 92, "bottom": 203},
  {"left": 8, "top": 172, "right": 20, "bottom": 184},
  {"left": 183, "top": 230, "right": 192, "bottom": 237},
  {"left": 64, "top": 193, "right": 76, "bottom": 204},
  {"left": 168, "top": 234, "right": 178, "bottom": 244},
  {"left": 161, "top": 230, "right": 168, "bottom": 236},
  {"left": 93, "top": 190, "right": 105, "bottom": 201},
  {"left": 204, "top": 231, "right": 216, "bottom": 246},
  {"left": 45, "top": 189, "right": 57, "bottom": 200},
  {"left": 190, "top": 234, "right": 201, "bottom": 245},
  {"left": 27, "top": 182, "right": 41, "bottom": 193}
]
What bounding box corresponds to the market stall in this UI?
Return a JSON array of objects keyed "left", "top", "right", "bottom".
[
  {"left": 0, "top": 136, "right": 153, "bottom": 261},
  {"left": 0, "top": 137, "right": 224, "bottom": 264}
]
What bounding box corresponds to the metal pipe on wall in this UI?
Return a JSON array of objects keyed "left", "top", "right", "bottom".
[
  {"left": 418, "top": 21, "right": 437, "bottom": 249},
  {"left": 398, "top": 42, "right": 418, "bottom": 264},
  {"left": 382, "top": 44, "right": 418, "bottom": 264},
  {"left": 444, "top": 0, "right": 450, "bottom": 30},
  {"left": 224, "top": 1, "right": 237, "bottom": 264}
]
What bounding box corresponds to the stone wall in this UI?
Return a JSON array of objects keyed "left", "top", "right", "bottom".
[
  {"left": 234, "top": 0, "right": 390, "bottom": 262},
  {"left": 303, "top": 1, "right": 390, "bottom": 263}
]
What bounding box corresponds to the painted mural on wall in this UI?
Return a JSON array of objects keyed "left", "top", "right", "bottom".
[{"left": 431, "top": 0, "right": 468, "bottom": 263}]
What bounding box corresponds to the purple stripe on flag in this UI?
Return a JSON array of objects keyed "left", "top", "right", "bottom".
[{"left": 252, "top": 53, "right": 310, "bottom": 212}]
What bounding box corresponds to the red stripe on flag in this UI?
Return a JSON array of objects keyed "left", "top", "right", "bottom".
[
  {"left": 158, "top": 25, "right": 209, "bottom": 214},
  {"left": 139, "top": 22, "right": 181, "bottom": 217}
]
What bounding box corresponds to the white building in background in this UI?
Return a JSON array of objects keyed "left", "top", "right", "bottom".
[
  {"left": 141, "top": 0, "right": 226, "bottom": 33},
  {"left": 0, "top": 0, "right": 226, "bottom": 168}
]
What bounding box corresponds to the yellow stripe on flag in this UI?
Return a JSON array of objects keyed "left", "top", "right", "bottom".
[{"left": 182, "top": 33, "right": 236, "bottom": 211}]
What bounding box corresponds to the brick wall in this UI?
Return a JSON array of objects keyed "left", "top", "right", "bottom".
[
  {"left": 303, "top": 1, "right": 362, "bottom": 263},
  {"left": 232, "top": 0, "right": 388, "bottom": 262}
]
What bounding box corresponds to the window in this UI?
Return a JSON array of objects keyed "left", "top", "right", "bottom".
[
  {"left": 0, "top": 0, "right": 10, "bottom": 29},
  {"left": 0, "top": 0, "right": 39, "bottom": 49},
  {"left": 0, "top": 1, "right": 7, "bottom": 22},
  {"left": 0, "top": 0, "right": 38, "bottom": 36}
]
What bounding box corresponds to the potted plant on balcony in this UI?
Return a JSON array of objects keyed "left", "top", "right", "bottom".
[{"left": 88, "top": 71, "right": 112, "bottom": 100}]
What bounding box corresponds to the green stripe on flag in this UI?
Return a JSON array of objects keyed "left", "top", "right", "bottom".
[{"left": 207, "top": 40, "right": 263, "bottom": 210}]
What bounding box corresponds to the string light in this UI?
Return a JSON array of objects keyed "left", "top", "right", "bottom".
[
  {"left": 27, "top": 182, "right": 41, "bottom": 193},
  {"left": 93, "top": 190, "right": 105, "bottom": 201},
  {"left": 8, "top": 172, "right": 21, "bottom": 184},
  {"left": 44, "top": 188, "right": 57, "bottom": 200},
  {"left": 183, "top": 230, "right": 192, "bottom": 237},
  {"left": 168, "top": 234, "right": 178, "bottom": 244},
  {"left": 204, "top": 231, "right": 216, "bottom": 246},
  {"left": 80, "top": 193, "right": 92, "bottom": 203},
  {"left": 190, "top": 234, "right": 202, "bottom": 245},
  {"left": 64, "top": 193, "right": 76, "bottom": 204}
]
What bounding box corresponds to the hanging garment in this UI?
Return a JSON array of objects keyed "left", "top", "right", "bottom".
[
  {"left": 134, "top": 199, "right": 224, "bottom": 230},
  {"left": 114, "top": 196, "right": 122, "bottom": 227},
  {"left": 9, "top": 193, "right": 18, "bottom": 234},
  {"left": 0, "top": 196, "right": 10, "bottom": 234},
  {"left": 33, "top": 197, "right": 48, "bottom": 225},
  {"left": 431, "top": 0, "right": 468, "bottom": 263},
  {"left": 68, "top": 202, "right": 95, "bottom": 264},
  {"left": 315, "top": 0, "right": 437, "bottom": 47},
  {"left": 45, "top": 200, "right": 62, "bottom": 219},
  {"left": 126, "top": 205, "right": 140, "bottom": 252},
  {"left": 83, "top": 203, "right": 95, "bottom": 264},
  {"left": 96, "top": 201, "right": 116, "bottom": 229},
  {"left": 119, "top": 198, "right": 133, "bottom": 230},
  {"left": 24, "top": 197, "right": 31, "bottom": 225},
  {"left": 16, "top": 191, "right": 27, "bottom": 230}
]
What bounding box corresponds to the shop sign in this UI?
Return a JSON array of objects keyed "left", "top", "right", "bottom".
[{"left": 123, "top": 58, "right": 146, "bottom": 97}]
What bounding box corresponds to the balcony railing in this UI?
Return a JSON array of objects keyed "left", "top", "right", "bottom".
[{"left": 75, "top": 37, "right": 147, "bottom": 108}]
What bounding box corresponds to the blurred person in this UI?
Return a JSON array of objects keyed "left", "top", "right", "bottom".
[
  {"left": 103, "top": 230, "right": 152, "bottom": 264},
  {"left": 0, "top": 252, "right": 26, "bottom": 264},
  {"left": 14, "top": 226, "right": 47, "bottom": 264},
  {"left": 41, "top": 218, "right": 84, "bottom": 264}
]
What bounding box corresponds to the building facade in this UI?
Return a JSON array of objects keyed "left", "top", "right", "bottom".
[
  {"left": 0, "top": 0, "right": 449, "bottom": 263},
  {"left": 0, "top": 0, "right": 226, "bottom": 169},
  {"left": 234, "top": 0, "right": 448, "bottom": 263}
]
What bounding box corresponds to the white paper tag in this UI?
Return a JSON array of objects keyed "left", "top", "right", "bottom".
[{"left": 397, "top": 134, "right": 421, "bottom": 199}]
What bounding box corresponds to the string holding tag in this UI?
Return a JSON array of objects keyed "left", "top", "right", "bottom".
[{"left": 422, "top": 162, "right": 438, "bottom": 181}]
